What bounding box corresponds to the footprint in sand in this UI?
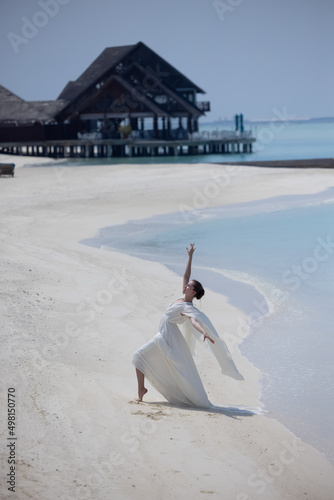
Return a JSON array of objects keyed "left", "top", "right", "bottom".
[{"left": 131, "top": 409, "right": 169, "bottom": 420}]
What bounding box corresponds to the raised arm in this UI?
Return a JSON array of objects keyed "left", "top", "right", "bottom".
[{"left": 183, "top": 243, "right": 195, "bottom": 290}]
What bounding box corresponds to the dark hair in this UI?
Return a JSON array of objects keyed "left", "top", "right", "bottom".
[{"left": 192, "top": 280, "right": 205, "bottom": 300}]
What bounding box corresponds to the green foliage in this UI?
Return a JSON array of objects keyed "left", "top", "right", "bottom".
[{"left": 118, "top": 124, "right": 132, "bottom": 137}]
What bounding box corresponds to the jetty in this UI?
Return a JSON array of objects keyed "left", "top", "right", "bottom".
[
  {"left": 0, "top": 42, "right": 255, "bottom": 159},
  {"left": 0, "top": 133, "right": 254, "bottom": 159}
]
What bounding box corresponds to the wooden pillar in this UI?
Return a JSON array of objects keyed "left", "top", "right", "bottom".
[
  {"left": 167, "top": 117, "right": 171, "bottom": 139},
  {"left": 187, "top": 115, "right": 193, "bottom": 134},
  {"left": 130, "top": 117, "right": 138, "bottom": 131},
  {"left": 162, "top": 117, "right": 166, "bottom": 139},
  {"left": 153, "top": 115, "right": 158, "bottom": 139}
]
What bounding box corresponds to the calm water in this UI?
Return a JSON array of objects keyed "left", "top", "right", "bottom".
[
  {"left": 60, "top": 119, "right": 334, "bottom": 166},
  {"left": 79, "top": 118, "right": 334, "bottom": 461},
  {"left": 82, "top": 189, "right": 334, "bottom": 462}
]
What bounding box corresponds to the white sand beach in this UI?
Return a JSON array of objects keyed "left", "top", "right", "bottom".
[{"left": 1, "top": 153, "right": 334, "bottom": 500}]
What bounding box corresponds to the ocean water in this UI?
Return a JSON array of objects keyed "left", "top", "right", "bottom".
[
  {"left": 82, "top": 188, "right": 334, "bottom": 462},
  {"left": 59, "top": 119, "right": 334, "bottom": 166}
]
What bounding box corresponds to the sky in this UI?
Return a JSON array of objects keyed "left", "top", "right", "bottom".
[{"left": 1, "top": 0, "right": 333, "bottom": 122}]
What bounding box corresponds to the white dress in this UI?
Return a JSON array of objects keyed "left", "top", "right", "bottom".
[{"left": 133, "top": 301, "right": 245, "bottom": 409}]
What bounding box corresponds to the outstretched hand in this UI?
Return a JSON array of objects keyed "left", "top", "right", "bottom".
[
  {"left": 203, "top": 333, "right": 215, "bottom": 344},
  {"left": 186, "top": 243, "right": 196, "bottom": 257}
]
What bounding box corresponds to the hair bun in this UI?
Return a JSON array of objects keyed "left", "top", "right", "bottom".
[{"left": 192, "top": 280, "right": 205, "bottom": 300}]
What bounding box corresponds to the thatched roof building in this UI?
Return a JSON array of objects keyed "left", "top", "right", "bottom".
[
  {"left": 0, "top": 42, "right": 209, "bottom": 142},
  {"left": 0, "top": 85, "right": 67, "bottom": 124}
]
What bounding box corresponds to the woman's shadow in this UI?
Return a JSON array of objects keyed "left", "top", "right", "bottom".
[{"left": 130, "top": 399, "right": 264, "bottom": 420}]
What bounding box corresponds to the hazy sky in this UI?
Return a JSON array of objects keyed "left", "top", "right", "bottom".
[{"left": 1, "top": 0, "right": 333, "bottom": 121}]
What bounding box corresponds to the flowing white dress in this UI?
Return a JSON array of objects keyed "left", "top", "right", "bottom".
[{"left": 133, "top": 301, "right": 245, "bottom": 409}]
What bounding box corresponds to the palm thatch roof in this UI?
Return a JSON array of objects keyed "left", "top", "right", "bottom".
[
  {"left": 58, "top": 44, "right": 136, "bottom": 101},
  {"left": 1, "top": 42, "right": 206, "bottom": 126},
  {"left": 57, "top": 42, "right": 204, "bottom": 107},
  {"left": 0, "top": 85, "right": 68, "bottom": 124}
]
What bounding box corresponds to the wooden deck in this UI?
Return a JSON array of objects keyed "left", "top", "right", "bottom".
[{"left": 0, "top": 136, "right": 255, "bottom": 159}]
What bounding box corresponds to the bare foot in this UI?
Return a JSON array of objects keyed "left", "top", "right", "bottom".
[{"left": 136, "top": 387, "right": 148, "bottom": 402}]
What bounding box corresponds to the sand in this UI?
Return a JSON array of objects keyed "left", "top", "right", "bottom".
[{"left": 1, "top": 153, "right": 334, "bottom": 500}]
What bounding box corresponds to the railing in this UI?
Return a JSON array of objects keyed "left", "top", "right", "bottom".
[
  {"left": 189, "top": 130, "right": 253, "bottom": 140},
  {"left": 75, "top": 129, "right": 254, "bottom": 142},
  {"left": 197, "top": 101, "right": 211, "bottom": 112}
]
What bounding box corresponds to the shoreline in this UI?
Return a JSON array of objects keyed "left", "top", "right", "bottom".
[
  {"left": 80, "top": 186, "right": 334, "bottom": 463},
  {"left": 217, "top": 158, "right": 334, "bottom": 168},
  {"left": 1, "top": 154, "right": 334, "bottom": 169},
  {"left": 1, "top": 154, "right": 334, "bottom": 499}
]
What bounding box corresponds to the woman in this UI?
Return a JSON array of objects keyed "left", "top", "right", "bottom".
[{"left": 133, "top": 243, "right": 244, "bottom": 408}]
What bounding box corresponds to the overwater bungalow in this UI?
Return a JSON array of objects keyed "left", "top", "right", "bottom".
[{"left": 0, "top": 42, "right": 254, "bottom": 158}]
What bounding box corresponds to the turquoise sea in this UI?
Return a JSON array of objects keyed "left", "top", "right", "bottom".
[
  {"left": 83, "top": 191, "right": 334, "bottom": 463},
  {"left": 62, "top": 118, "right": 334, "bottom": 165},
  {"left": 80, "top": 119, "right": 334, "bottom": 462}
]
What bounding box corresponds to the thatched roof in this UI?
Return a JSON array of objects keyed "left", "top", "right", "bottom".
[
  {"left": 57, "top": 42, "right": 204, "bottom": 105},
  {"left": 0, "top": 85, "right": 68, "bottom": 124},
  {"left": 0, "top": 42, "right": 206, "bottom": 125},
  {"left": 58, "top": 44, "right": 136, "bottom": 101},
  {"left": 0, "top": 85, "right": 24, "bottom": 104}
]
